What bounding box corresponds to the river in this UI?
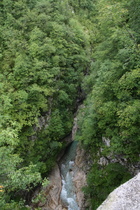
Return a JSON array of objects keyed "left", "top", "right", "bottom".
[{"left": 60, "top": 141, "right": 80, "bottom": 210}]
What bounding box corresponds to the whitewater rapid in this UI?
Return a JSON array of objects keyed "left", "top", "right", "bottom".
[{"left": 60, "top": 142, "right": 80, "bottom": 210}]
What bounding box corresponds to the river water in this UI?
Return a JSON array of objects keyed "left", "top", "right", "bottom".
[{"left": 60, "top": 141, "right": 80, "bottom": 210}]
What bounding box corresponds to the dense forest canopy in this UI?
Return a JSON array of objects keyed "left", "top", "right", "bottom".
[
  {"left": 0, "top": 0, "right": 90, "bottom": 208},
  {"left": 76, "top": 0, "right": 140, "bottom": 208},
  {"left": 0, "top": 0, "right": 140, "bottom": 209}
]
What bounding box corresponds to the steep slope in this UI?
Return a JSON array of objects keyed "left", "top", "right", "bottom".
[
  {"left": 76, "top": 0, "right": 140, "bottom": 209},
  {"left": 0, "top": 0, "right": 140, "bottom": 209},
  {"left": 0, "top": 0, "right": 91, "bottom": 208}
]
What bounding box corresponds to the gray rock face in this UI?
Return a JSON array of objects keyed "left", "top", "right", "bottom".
[
  {"left": 73, "top": 144, "right": 87, "bottom": 209},
  {"left": 42, "top": 164, "right": 63, "bottom": 210},
  {"left": 33, "top": 164, "right": 64, "bottom": 210},
  {"left": 33, "top": 144, "right": 87, "bottom": 210},
  {"left": 97, "top": 173, "right": 140, "bottom": 210},
  {"left": 31, "top": 113, "right": 88, "bottom": 210}
]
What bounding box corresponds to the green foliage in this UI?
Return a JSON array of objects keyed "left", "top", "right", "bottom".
[
  {"left": 1, "top": 0, "right": 140, "bottom": 208},
  {"left": 0, "top": 0, "right": 90, "bottom": 207},
  {"left": 84, "top": 163, "right": 132, "bottom": 209},
  {"left": 0, "top": 194, "right": 30, "bottom": 210},
  {"left": 127, "top": 0, "right": 140, "bottom": 44},
  {"left": 77, "top": 0, "right": 140, "bottom": 160},
  {"left": 76, "top": 0, "right": 140, "bottom": 208}
]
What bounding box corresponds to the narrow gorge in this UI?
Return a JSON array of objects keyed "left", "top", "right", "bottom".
[
  {"left": 0, "top": 0, "right": 140, "bottom": 209},
  {"left": 31, "top": 114, "right": 88, "bottom": 210}
]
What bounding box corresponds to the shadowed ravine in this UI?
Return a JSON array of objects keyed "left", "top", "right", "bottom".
[{"left": 30, "top": 139, "right": 87, "bottom": 210}]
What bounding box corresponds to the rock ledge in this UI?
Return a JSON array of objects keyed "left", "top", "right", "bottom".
[{"left": 97, "top": 173, "right": 140, "bottom": 210}]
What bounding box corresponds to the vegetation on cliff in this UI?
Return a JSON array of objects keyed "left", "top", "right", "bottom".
[
  {"left": 76, "top": 0, "right": 140, "bottom": 209},
  {"left": 0, "top": 0, "right": 90, "bottom": 208},
  {"left": 0, "top": 0, "right": 140, "bottom": 209}
]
